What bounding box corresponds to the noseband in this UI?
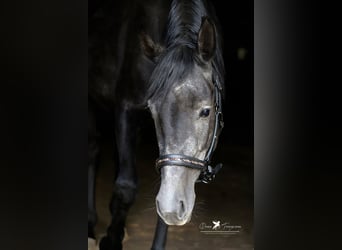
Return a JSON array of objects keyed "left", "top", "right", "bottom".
[{"left": 155, "top": 75, "right": 224, "bottom": 184}]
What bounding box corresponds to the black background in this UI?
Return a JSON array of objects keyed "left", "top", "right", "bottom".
[
  {"left": 211, "top": 0, "right": 253, "bottom": 147},
  {"left": 1, "top": 1, "right": 341, "bottom": 250}
]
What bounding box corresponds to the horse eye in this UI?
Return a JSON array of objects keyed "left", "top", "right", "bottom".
[{"left": 200, "top": 108, "right": 210, "bottom": 117}]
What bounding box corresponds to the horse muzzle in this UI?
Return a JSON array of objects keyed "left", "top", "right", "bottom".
[{"left": 155, "top": 165, "right": 196, "bottom": 225}]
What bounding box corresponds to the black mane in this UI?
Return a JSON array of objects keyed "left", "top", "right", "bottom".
[
  {"left": 166, "top": 0, "right": 208, "bottom": 48},
  {"left": 146, "top": 0, "right": 225, "bottom": 103}
]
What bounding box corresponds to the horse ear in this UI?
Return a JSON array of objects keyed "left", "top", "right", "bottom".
[
  {"left": 198, "top": 17, "right": 216, "bottom": 62},
  {"left": 140, "top": 32, "right": 164, "bottom": 60}
]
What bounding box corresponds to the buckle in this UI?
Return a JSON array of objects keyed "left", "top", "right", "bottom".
[{"left": 197, "top": 163, "right": 223, "bottom": 184}]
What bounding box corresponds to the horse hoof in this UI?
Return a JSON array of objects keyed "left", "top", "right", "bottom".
[
  {"left": 98, "top": 227, "right": 128, "bottom": 250},
  {"left": 88, "top": 238, "right": 98, "bottom": 250},
  {"left": 99, "top": 236, "right": 122, "bottom": 250},
  {"left": 123, "top": 227, "right": 129, "bottom": 242}
]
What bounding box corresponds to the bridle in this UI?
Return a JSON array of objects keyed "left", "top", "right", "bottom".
[{"left": 155, "top": 75, "right": 224, "bottom": 184}]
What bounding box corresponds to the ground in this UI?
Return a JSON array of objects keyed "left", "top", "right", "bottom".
[{"left": 91, "top": 142, "right": 253, "bottom": 250}]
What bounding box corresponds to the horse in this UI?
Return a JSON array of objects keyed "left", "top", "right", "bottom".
[{"left": 88, "top": 0, "right": 225, "bottom": 249}]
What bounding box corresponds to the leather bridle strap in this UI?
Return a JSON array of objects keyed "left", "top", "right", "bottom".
[
  {"left": 156, "top": 154, "right": 207, "bottom": 171},
  {"left": 204, "top": 76, "right": 223, "bottom": 163}
]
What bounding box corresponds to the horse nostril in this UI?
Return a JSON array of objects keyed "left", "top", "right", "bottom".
[{"left": 178, "top": 200, "right": 186, "bottom": 219}]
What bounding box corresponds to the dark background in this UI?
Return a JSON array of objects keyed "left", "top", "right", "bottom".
[{"left": 212, "top": 0, "right": 253, "bottom": 147}]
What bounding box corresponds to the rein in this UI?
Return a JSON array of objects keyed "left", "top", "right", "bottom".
[{"left": 155, "top": 75, "right": 224, "bottom": 184}]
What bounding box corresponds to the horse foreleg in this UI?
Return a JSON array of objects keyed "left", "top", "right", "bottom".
[
  {"left": 99, "top": 106, "right": 139, "bottom": 250},
  {"left": 151, "top": 216, "right": 169, "bottom": 250}
]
